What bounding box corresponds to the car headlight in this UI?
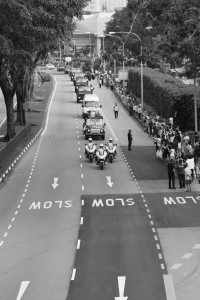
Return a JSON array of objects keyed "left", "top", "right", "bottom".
[
  {"left": 100, "top": 129, "right": 104, "bottom": 133},
  {"left": 87, "top": 129, "right": 91, "bottom": 133}
]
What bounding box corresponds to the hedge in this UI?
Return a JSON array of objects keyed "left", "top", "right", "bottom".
[{"left": 127, "top": 67, "right": 200, "bottom": 132}]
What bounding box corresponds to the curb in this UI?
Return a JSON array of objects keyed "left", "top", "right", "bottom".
[{"left": 0, "top": 128, "right": 43, "bottom": 184}]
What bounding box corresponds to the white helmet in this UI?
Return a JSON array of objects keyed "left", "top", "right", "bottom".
[
  {"left": 99, "top": 144, "right": 104, "bottom": 148},
  {"left": 88, "top": 137, "right": 92, "bottom": 142},
  {"left": 109, "top": 138, "right": 113, "bottom": 143}
]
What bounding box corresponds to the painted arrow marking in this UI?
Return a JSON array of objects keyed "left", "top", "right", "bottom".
[
  {"left": 115, "top": 276, "right": 128, "bottom": 300},
  {"left": 16, "top": 281, "right": 30, "bottom": 300},
  {"left": 52, "top": 177, "right": 59, "bottom": 189},
  {"left": 106, "top": 176, "right": 113, "bottom": 187}
]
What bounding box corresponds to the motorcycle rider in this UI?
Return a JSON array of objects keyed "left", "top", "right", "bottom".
[
  {"left": 85, "top": 137, "right": 96, "bottom": 157},
  {"left": 95, "top": 143, "right": 107, "bottom": 165},
  {"left": 106, "top": 138, "right": 117, "bottom": 157}
]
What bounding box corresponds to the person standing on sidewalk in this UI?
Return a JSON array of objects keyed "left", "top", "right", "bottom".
[
  {"left": 176, "top": 159, "right": 185, "bottom": 188},
  {"left": 98, "top": 77, "right": 101, "bottom": 88},
  {"left": 185, "top": 163, "right": 192, "bottom": 192},
  {"left": 113, "top": 103, "right": 119, "bottom": 119},
  {"left": 128, "top": 129, "right": 133, "bottom": 151},
  {"left": 167, "top": 159, "right": 176, "bottom": 189}
]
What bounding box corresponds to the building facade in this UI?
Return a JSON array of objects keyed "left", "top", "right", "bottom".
[
  {"left": 69, "top": 0, "right": 127, "bottom": 56},
  {"left": 85, "top": 0, "right": 127, "bottom": 13}
]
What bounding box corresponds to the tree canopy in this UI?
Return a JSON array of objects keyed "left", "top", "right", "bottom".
[
  {"left": 0, "top": 0, "right": 90, "bottom": 140},
  {"left": 104, "top": 0, "right": 200, "bottom": 75}
]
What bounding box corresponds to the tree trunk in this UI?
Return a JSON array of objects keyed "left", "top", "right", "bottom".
[
  {"left": 15, "top": 81, "right": 25, "bottom": 125},
  {"left": 15, "top": 68, "right": 34, "bottom": 125},
  {"left": 0, "top": 80, "right": 15, "bottom": 140},
  {"left": 28, "top": 73, "right": 34, "bottom": 103}
]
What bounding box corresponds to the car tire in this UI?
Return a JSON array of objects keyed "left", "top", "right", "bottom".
[{"left": 102, "top": 135, "right": 105, "bottom": 140}]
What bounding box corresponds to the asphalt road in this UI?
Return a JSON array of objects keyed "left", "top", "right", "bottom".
[{"left": 0, "top": 71, "right": 200, "bottom": 300}]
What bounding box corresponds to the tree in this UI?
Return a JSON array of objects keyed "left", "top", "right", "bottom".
[
  {"left": 0, "top": 0, "right": 90, "bottom": 140},
  {"left": 141, "top": 0, "right": 200, "bottom": 130}
]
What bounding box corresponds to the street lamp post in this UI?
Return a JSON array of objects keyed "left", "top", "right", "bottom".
[
  {"left": 109, "top": 31, "right": 143, "bottom": 110},
  {"left": 98, "top": 35, "right": 105, "bottom": 52},
  {"left": 109, "top": 33, "right": 126, "bottom": 101},
  {"left": 73, "top": 41, "right": 76, "bottom": 55},
  {"left": 59, "top": 39, "right": 62, "bottom": 63}
]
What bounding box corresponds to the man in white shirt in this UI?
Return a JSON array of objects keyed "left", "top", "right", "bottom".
[{"left": 113, "top": 103, "right": 119, "bottom": 119}]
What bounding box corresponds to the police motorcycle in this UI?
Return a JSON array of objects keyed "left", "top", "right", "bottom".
[
  {"left": 105, "top": 138, "right": 117, "bottom": 163},
  {"left": 85, "top": 137, "right": 96, "bottom": 163},
  {"left": 95, "top": 144, "right": 107, "bottom": 170}
]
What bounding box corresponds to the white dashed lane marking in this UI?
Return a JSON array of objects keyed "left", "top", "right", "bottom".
[
  {"left": 71, "top": 268, "right": 76, "bottom": 281},
  {"left": 0, "top": 131, "right": 43, "bottom": 247},
  {"left": 77, "top": 240, "right": 81, "bottom": 249},
  {"left": 170, "top": 263, "right": 182, "bottom": 270}
]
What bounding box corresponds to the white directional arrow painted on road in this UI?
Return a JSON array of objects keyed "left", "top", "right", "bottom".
[
  {"left": 106, "top": 176, "right": 113, "bottom": 187},
  {"left": 16, "top": 281, "right": 30, "bottom": 300},
  {"left": 115, "top": 276, "right": 128, "bottom": 300},
  {"left": 52, "top": 177, "right": 59, "bottom": 189}
]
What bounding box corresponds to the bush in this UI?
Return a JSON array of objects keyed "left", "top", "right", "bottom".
[{"left": 128, "top": 67, "right": 200, "bottom": 131}]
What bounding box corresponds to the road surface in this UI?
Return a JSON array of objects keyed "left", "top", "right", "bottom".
[{"left": 0, "top": 71, "right": 200, "bottom": 300}]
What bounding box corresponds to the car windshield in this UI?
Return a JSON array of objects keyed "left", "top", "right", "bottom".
[
  {"left": 79, "top": 87, "right": 91, "bottom": 92},
  {"left": 86, "top": 118, "right": 103, "bottom": 127},
  {"left": 85, "top": 101, "right": 99, "bottom": 107},
  {"left": 76, "top": 75, "right": 85, "bottom": 79},
  {"left": 77, "top": 78, "right": 87, "bottom": 83}
]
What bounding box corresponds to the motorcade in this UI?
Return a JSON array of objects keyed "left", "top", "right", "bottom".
[
  {"left": 76, "top": 86, "right": 93, "bottom": 103},
  {"left": 82, "top": 94, "right": 102, "bottom": 119},
  {"left": 83, "top": 114, "right": 106, "bottom": 140},
  {"left": 57, "top": 63, "right": 65, "bottom": 71}
]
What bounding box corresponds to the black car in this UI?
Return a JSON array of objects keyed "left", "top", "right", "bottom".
[
  {"left": 83, "top": 115, "right": 106, "bottom": 140},
  {"left": 75, "top": 78, "right": 88, "bottom": 93},
  {"left": 76, "top": 86, "right": 93, "bottom": 103},
  {"left": 73, "top": 74, "right": 87, "bottom": 86},
  {"left": 57, "top": 63, "right": 65, "bottom": 71}
]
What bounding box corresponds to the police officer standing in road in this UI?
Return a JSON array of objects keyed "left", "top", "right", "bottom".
[{"left": 128, "top": 129, "right": 133, "bottom": 151}]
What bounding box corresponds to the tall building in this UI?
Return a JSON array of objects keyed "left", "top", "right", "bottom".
[
  {"left": 72, "top": 0, "right": 127, "bottom": 56},
  {"left": 85, "top": 0, "right": 127, "bottom": 12}
]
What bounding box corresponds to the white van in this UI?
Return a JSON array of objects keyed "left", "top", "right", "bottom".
[{"left": 82, "top": 94, "right": 102, "bottom": 118}]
